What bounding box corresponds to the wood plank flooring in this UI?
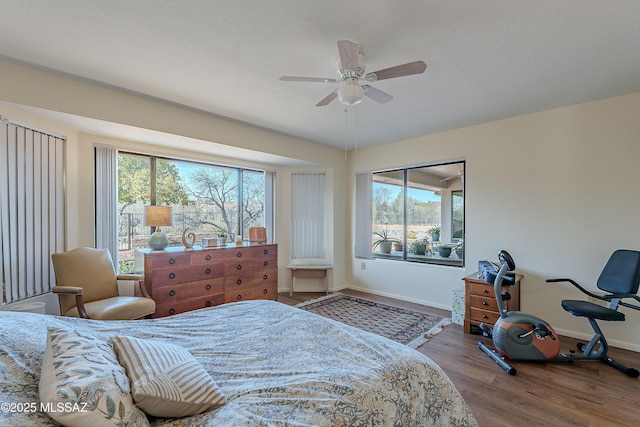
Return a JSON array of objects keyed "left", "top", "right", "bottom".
[{"left": 280, "top": 290, "right": 639, "bottom": 427}]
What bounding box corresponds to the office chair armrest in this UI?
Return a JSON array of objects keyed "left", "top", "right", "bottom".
[
  {"left": 545, "top": 278, "right": 606, "bottom": 301},
  {"left": 52, "top": 286, "right": 89, "bottom": 319}
]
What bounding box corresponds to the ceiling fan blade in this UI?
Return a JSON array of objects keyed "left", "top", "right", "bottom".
[
  {"left": 315, "top": 91, "right": 338, "bottom": 107},
  {"left": 362, "top": 85, "right": 393, "bottom": 104},
  {"left": 280, "top": 76, "right": 339, "bottom": 83},
  {"left": 366, "top": 60, "right": 427, "bottom": 81},
  {"left": 337, "top": 40, "right": 359, "bottom": 71}
]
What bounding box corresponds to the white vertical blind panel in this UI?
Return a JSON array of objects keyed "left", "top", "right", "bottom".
[
  {"left": 0, "top": 120, "right": 65, "bottom": 304},
  {"left": 94, "top": 145, "right": 118, "bottom": 263},
  {"left": 264, "top": 170, "right": 275, "bottom": 243},
  {"left": 355, "top": 171, "right": 373, "bottom": 259},
  {"left": 291, "top": 172, "right": 325, "bottom": 259}
]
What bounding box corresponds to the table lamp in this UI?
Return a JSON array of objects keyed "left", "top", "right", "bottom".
[{"left": 144, "top": 205, "right": 173, "bottom": 250}]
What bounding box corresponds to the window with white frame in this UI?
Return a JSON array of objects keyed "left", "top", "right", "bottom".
[
  {"left": 108, "top": 152, "right": 273, "bottom": 273},
  {"left": 356, "top": 161, "right": 465, "bottom": 267}
]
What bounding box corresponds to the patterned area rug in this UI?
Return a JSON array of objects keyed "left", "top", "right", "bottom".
[{"left": 296, "top": 293, "right": 450, "bottom": 348}]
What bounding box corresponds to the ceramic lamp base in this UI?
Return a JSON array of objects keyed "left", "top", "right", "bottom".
[{"left": 148, "top": 230, "right": 169, "bottom": 250}]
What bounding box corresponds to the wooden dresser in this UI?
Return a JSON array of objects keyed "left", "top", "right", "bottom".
[
  {"left": 135, "top": 244, "right": 277, "bottom": 317},
  {"left": 463, "top": 272, "right": 522, "bottom": 334}
]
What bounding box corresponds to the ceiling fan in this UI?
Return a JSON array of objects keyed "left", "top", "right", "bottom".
[{"left": 280, "top": 40, "right": 427, "bottom": 107}]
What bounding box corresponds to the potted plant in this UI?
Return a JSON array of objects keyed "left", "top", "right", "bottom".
[
  {"left": 410, "top": 237, "right": 432, "bottom": 256},
  {"left": 372, "top": 225, "right": 400, "bottom": 254},
  {"left": 217, "top": 230, "right": 227, "bottom": 246},
  {"left": 429, "top": 226, "right": 441, "bottom": 242}
]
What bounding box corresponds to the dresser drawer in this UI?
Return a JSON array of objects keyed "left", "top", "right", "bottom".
[
  {"left": 224, "top": 267, "right": 277, "bottom": 290},
  {"left": 224, "top": 259, "right": 276, "bottom": 276},
  {"left": 469, "top": 282, "right": 495, "bottom": 298},
  {"left": 150, "top": 253, "right": 191, "bottom": 269},
  {"left": 151, "top": 278, "right": 224, "bottom": 303},
  {"left": 469, "top": 294, "right": 499, "bottom": 312},
  {"left": 151, "top": 263, "right": 225, "bottom": 286},
  {"left": 154, "top": 293, "right": 226, "bottom": 318},
  {"left": 224, "top": 283, "right": 277, "bottom": 304},
  {"left": 470, "top": 307, "right": 500, "bottom": 325},
  {"left": 190, "top": 250, "right": 226, "bottom": 265}
]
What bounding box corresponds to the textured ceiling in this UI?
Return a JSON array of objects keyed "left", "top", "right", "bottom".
[{"left": 1, "top": 1, "right": 640, "bottom": 152}]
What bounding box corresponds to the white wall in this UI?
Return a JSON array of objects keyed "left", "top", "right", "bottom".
[{"left": 349, "top": 92, "right": 640, "bottom": 351}]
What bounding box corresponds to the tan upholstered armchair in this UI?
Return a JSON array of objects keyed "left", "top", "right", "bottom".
[{"left": 52, "top": 247, "right": 155, "bottom": 320}]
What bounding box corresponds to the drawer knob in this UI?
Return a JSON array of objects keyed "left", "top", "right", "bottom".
[
  {"left": 206, "top": 254, "right": 212, "bottom": 261},
  {"left": 205, "top": 301, "right": 212, "bottom": 307},
  {"left": 205, "top": 268, "right": 212, "bottom": 275},
  {"left": 236, "top": 294, "right": 243, "bottom": 301},
  {"left": 482, "top": 301, "right": 488, "bottom": 306},
  {"left": 237, "top": 252, "right": 243, "bottom": 258},
  {"left": 263, "top": 274, "right": 268, "bottom": 280},
  {"left": 169, "top": 290, "right": 176, "bottom": 297},
  {"left": 263, "top": 288, "right": 268, "bottom": 294},
  {"left": 482, "top": 289, "right": 488, "bottom": 293},
  {"left": 236, "top": 264, "right": 242, "bottom": 270},
  {"left": 237, "top": 279, "right": 242, "bottom": 285},
  {"left": 169, "top": 272, "right": 176, "bottom": 280},
  {"left": 263, "top": 249, "right": 268, "bottom": 255},
  {"left": 482, "top": 314, "right": 488, "bottom": 319},
  {"left": 169, "top": 258, "right": 176, "bottom": 265},
  {"left": 205, "top": 284, "right": 212, "bottom": 290},
  {"left": 263, "top": 261, "right": 269, "bottom": 266},
  {"left": 169, "top": 308, "right": 176, "bottom": 315}
]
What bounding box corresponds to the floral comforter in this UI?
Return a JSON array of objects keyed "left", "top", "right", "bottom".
[{"left": 0, "top": 299, "right": 477, "bottom": 426}]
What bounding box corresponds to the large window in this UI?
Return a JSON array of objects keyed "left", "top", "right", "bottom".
[
  {"left": 117, "top": 153, "right": 270, "bottom": 272},
  {"left": 370, "top": 161, "right": 464, "bottom": 267}
]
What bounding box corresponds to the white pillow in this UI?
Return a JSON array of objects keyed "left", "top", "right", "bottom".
[
  {"left": 112, "top": 335, "right": 226, "bottom": 418},
  {"left": 39, "top": 327, "right": 149, "bottom": 427}
]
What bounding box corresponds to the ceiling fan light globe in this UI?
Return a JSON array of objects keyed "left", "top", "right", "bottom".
[{"left": 338, "top": 78, "right": 364, "bottom": 106}]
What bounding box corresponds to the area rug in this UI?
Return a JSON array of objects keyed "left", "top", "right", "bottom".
[{"left": 296, "top": 293, "right": 450, "bottom": 348}]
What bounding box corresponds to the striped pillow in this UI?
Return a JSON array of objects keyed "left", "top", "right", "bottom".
[{"left": 112, "top": 336, "right": 226, "bottom": 418}]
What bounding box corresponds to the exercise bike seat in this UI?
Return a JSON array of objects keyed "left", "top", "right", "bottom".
[{"left": 561, "top": 300, "right": 625, "bottom": 321}]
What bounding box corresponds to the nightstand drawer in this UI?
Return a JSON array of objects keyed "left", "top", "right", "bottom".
[
  {"left": 470, "top": 308, "right": 500, "bottom": 325},
  {"left": 469, "top": 294, "right": 499, "bottom": 311}
]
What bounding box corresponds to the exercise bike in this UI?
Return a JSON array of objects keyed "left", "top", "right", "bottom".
[{"left": 478, "top": 250, "right": 640, "bottom": 377}]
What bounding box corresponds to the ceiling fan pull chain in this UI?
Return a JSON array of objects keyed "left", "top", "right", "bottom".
[
  {"left": 355, "top": 104, "right": 359, "bottom": 153},
  {"left": 344, "top": 108, "right": 348, "bottom": 160}
]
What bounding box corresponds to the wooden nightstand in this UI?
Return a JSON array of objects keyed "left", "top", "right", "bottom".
[{"left": 463, "top": 272, "right": 522, "bottom": 334}]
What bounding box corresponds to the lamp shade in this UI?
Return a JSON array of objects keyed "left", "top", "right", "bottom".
[{"left": 144, "top": 206, "right": 173, "bottom": 227}]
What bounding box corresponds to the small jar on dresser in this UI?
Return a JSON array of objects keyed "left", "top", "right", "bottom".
[{"left": 135, "top": 244, "right": 277, "bottom": 317}]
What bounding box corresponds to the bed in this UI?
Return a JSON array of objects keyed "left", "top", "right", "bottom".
[{"left": 0, "top": 299, "right": 478, "bottom": 426}]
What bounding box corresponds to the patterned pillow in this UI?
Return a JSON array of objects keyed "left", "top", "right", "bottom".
[
  {"left": 39, "top": 327, "right": 149, "bottom": 427},
  {"left": 112, "top": 335, "right": 226, "bottom": 418}
]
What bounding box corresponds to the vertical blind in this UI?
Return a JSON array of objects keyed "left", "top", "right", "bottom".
[
  {"left": 354, "top": 171, "right": 373, "bottom": 259},
  {"left": 0, "top": 118, "right": 65, "bottom": 304},
  {"left": 291, "top": 172, "right": 325, "bottom": 259},
  {"left": 94, "top": 145, "right": 118, "bottom": 262}
]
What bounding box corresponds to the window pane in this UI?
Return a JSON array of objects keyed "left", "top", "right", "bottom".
[
  {"left": 172, "top": 161, "right": 238, "bottom": 241},
  {"left": 242, "top": 170, "right": 266, "bottom": 238},
  {"left": 117, "top": 154, "right": 151, "bottom": 273},
  {"left": 372, "top": 171, "right": 404, "bottom": 258},
  {"left": 372, "top": 161, "right": 464, "bottom": 267}
]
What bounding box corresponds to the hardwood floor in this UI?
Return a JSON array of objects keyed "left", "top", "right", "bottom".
[{"left": 280, "top": 290, "right": 640, "bottom": 427}]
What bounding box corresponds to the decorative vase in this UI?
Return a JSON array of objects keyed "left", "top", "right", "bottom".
[
  {"left": 413, "top": 243, "right": 427, "bottom": 255},
  {"left": 431, "top": 233, "right": 440, "bottom": 242}
]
